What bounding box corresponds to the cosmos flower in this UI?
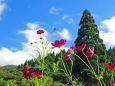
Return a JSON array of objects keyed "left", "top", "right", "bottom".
[
  {"left": 21, "top": 65, "right": 33, "bottom": 78},
  {"left": 69, "top": 44, "right": 75, "bottom": 52},
  {"left": 37, "top": 30, "right": 44, "bottom": 34},
  {"left": 105, "top": 63, "right": 115, "bottom": 70},
  {"left": 64, "top": 53, "right": 72, "bottom": 60},
  {"left": 86, "top": 47, "right": 94, "bottom": 58},
  {"left": 51, "top": 39, "right": 66, "bottom": 48},
  {"left": 33, "top": 71, "right": 43, "bottom": 76},
  {"left": 76, "top": 44, "right": 87, "bottom": 50}
]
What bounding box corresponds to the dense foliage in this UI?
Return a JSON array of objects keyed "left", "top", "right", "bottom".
[
  {"left": 0, "top": 9, "right": 115, "bottom": 86},
  {"left": 107, "top": 47, "right": 115, "bottom": 63}
]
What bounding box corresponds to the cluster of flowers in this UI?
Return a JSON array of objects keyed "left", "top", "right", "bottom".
[
  {"left": 51, "top": 39, "right": 94, "bottom": 60},
  {"left": 21, "top": 65, "right": 43, "bottom": 78},
  {"left": 27, "top": 29, "right": 115, "bottom": 85}
]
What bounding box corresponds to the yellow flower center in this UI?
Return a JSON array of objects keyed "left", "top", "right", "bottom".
[{"left": 26, "top": 70, "right": 30, "bottom": 74}]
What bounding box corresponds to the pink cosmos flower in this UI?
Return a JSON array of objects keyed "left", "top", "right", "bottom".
[
  {"left": 51, "top": 40, "right": 60, "bottom": 47},
  {"left": 33, "top": 71, "right": 43, "bottom": 76},
  {"left": 106, "top": 83, "right": 115, "bottom": 86},
  {"left": 37, "top": 30, "right": 44, "bottom": 34},
  {"left": 75, "top": 44, "right": 87, "bottom": 50},
  {"left": 105, "top": 63, "right": 115, "bottom": 70},
  {"left": 69, "top": 44, "right": 75, "bottom": 51},
  {"left": 81, "top": 44, "right": 87, "bottom": 48},
  {"left": 64, "top": 53, "right": 72, "bottom": 60},
  {"left": 76, "top": 46, "right": 82, "bottom": 50},
  {"left": 110, "top": 83, "right": 115, "bottom": 86},
  {"left": 51, "top": 39, "right": 66, "bottom": 48},
  {"left": 59, "top": 39, "right": 66, "bottom": 45},
  {"left": 86, "top": 47, "right": 94, "bottom": 58},
  {"left": 21, "top": 65, "right": 33, "bottom": 78}
]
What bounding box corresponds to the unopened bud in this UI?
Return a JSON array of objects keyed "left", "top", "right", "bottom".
[{"left": 54, "top": 28, "right": 56, "bottom": 31}]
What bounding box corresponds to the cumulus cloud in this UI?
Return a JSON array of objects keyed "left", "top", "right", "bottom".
[
  {"left": 0, "top": 23, "right": 69, "bottom": 66},
  {"left": 0, "top": 47, "right": 32, "bottom": 66},
  {"left": 0, "top": 0, "right": 7, "bottom": 18},
  {"left": 0, "top": 23, "right": 39, "bottom": 66},
  {"left": 26, "top": 23, "right": 38, "bottom": 29},
  {"left": 62, "top": 15, "right": 68, "bottom": 20},
  {"left": 62, "top": 15, "right": 74, "bottom": 24},
  {"left": 99, "top": 16, "right": 115, "bottom": 48},
  {"left": 68, "top": 18, "right": 74, "bottom": 24},
  {"left": 58, "top": 28, "right": 71, "bottom": 40},
  {"left": 49, "top": 7, "right": 61, "bottom": 15}
]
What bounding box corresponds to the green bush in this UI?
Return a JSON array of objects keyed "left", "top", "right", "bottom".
[
  {"left": 0, "top": 78, "right": 17, "bottom": 86},
  {"left": 51, "top": 72, "right": 68, "bottom": 83}
]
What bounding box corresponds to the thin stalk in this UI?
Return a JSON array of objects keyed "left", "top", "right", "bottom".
[
  {"left": 82, "top": 51, "right": 97, "bottom": 77},
  {"left": 60, "top": 50, "right": 70, "bottom": 79},
  {"left": 112, "top": 73, "right": 114, "bottom": 84},
  {"left": 60, "top": 49, "right": 75, "bottom": 84},
  {"left": 70, "top": 58, "right": 73, "bottom": 76},
  {"left": 82, "top": 51, "right": 103, "bottom": 86},
  {"left": 101, "top": 79, "right": 106, "bottom": 86},
  {"left": 74, "top": 54, "right": 90, "bottom": 69}
]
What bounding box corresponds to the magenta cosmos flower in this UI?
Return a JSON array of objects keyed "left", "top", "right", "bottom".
[
  {"left": 51, "top": 39, "right": 66, "bottom": 48},
  {"left": 64, "top": 53, "right": 72, "bottom": 60},
  {"left": 21, "top": 65, "right": 33, "bottom": 78},
  {"left": 86, "top": 47, "right": 94, "bottom": 58},
  {"left": 33, "top": 71, "right": 43, "bottom": 76},
  {"left": 76, "top": 44, "right": 87, "bottom": 50},
  {"left": 37, "top": 30, "right": 44, "bottom": 34},
  {"left": 64, "top": 44, "right": 75, "bottom": 60},
  {"left": 69, "top": 44, "right": 75, "bottom": 51},
  {"left": 105, "top": 63, "right": 115, "bottom": 70},
  {"left": 106, "top": 83, "right": 115, "bottom": 86}
]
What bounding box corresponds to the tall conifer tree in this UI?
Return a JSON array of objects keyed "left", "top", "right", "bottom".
[
  {"left": 75, "top": 9, "right": 106, "bottom": 56},
  {"left": 73, "top": 9, "right": 107, "bottom": 84}
]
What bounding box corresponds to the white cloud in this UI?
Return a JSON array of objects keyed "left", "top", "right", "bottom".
[
  {"left": 62, "top": 15, "right": 74, "bottom": 24},
  {"left": 0, "top": 23, "right": 69, "bottom": 66},
  {"left": 99, "top": 16, "right": 115, "bottom": 48},
  {"left": 0, "top": 0, "right": 7, "bottom": 18},
  {"left": 49, "top": 7, "right": 61, "bottom": 15},
  {"left": 0, "top": 23, "right": 39, "bottom": 66},
  {"left": 0, "top": 47, "right": 32, "bottom": 66},
  {"left": 62, "top": 15, "right": 68, "bottom": 20},
  {"left": 68, "top": 18, "right": 74, "bottom": 24},
  {"left": 58, "top": 28, "right": 71, "bottom": 40},
  {"left": 26, "top": 23, "right": 38, "bottom": 29}
]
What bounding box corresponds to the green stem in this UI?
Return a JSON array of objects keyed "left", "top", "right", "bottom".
[
  {"left": 60, "top": 50, "right": 70, "bottom": 79},
  {"left": 69, "top": 58, "right": 74, "bottom": 86},
  {"left": 70, "top": 58, "right": 73, "bottom": 76},
  {"left": 65, "top": 62, "right": 71, "bottom": 77},
  {"left": 82, "top": 51, "right": 103, "bottom": 86},
  {"left": 82, "top": 51, "right": 97, "bottom": 76},
  {"left": 74, "top": 54, "right": 90, "bottom": 69},
  {"left": 101, "top": 79, "right": 106, "bottom": 86},
  {"left": 60, "top": 49, "right": 75, "bottom": 83},
  {"left": 112, "top": 73, "right": 114, "bottom": 83}
]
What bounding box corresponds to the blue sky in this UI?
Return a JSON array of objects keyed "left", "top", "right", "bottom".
[{"left": 0, "top": 0, "right": 115, "bottom": 66}]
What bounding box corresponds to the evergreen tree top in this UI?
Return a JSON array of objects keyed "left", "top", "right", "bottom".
[
  {"left": 75, "top": 9, "right": 107, "bottom": 56},
  {"left": 79, "top": 9, "right": 95, "bottom": 26}
]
